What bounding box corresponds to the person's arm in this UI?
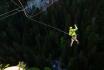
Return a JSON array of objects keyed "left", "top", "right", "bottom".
[{"left": 74, "top": 24, "right": 78, "bottom": 30}]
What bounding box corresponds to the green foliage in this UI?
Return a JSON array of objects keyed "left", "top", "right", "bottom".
[
  {"left": 17, "top": 61, "right": 26, "bottom": 70},
  {"left": 44, "top": 67, "right": 51, "bottom": 70},
  {"left": 0, "top": 64, "right": 10, "bottom": 70},
  {"left": 28, "top": 67, "right": 40, "bottom": 70},
  {"left": 60, "top": 37, "right": 67, "bottom": 48}
]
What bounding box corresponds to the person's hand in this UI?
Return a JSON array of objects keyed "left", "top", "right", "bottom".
[
  {"left": 74, "top": 24, "right": 77, "bottom": 27},
  {"left": 74, "top": 24, "right": 77, "bottom": 26}
]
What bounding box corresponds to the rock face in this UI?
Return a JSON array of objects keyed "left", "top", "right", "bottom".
[{"left": 4, "top": 66, "right": 23, "bottom": 70}]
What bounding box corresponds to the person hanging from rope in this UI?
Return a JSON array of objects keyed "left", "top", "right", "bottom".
[{"left": 69, "top": 24, "right": 79, "bottom": 47}]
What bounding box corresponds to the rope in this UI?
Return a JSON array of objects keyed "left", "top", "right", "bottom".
[
  {"left": 10, "top": 0, "right": 21, "bottom": 8},
  {"left": 27, "top": 16, "right": 69, "bottom": 35},
  {"left": 17, "top": 0, "right": 69, "bottom": 35},
  {"left": 0, "top": 8, "right": 19, "bottom": 17},
  {"left": 0, "top": 0, "right": 69, "bottom": 35},
  {"left": 0, "top": 9, "right": 21, "bottom": 20},
  {"left": 17, "top": 0, "right": 58, "bottom": 17}
]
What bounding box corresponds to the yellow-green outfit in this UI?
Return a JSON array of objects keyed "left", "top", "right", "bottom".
[{"left": 69, "top": 27, "right": 77, "bottom": 37}]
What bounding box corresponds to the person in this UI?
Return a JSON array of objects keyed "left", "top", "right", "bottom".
[{"left": 69, "top": 24, "right": 79, "bottom": 47}]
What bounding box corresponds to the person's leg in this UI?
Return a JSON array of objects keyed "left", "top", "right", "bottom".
[
  {"left": 73, "top": 36, "right": 79, "bottom": 44},
  {"left": 70, "top": 37, "right": 74, "bottom": 47}
]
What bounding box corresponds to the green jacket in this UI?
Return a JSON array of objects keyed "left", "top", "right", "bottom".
[
  {"left": 69, "top": 26, "right": 78, "bottom": 36},
  {"left": 69, "top": 29, "right": 76, "bottom": 36}
]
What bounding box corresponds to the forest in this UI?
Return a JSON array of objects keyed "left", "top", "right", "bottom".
[{"left": 0, "top": 0, "right": 104, "bottom": 70}]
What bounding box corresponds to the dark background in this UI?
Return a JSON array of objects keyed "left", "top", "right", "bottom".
[{"left": 0, "top": 0, "right": 104, "bottom": 70}]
